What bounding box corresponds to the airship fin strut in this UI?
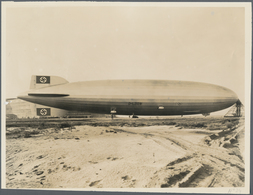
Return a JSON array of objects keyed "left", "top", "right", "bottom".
[{"left": 29, "top": 75, "right": 69, "bottom": 90}]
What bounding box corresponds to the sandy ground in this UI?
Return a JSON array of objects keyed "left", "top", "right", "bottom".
[{"left": 5, "top": 121, "right": 245, "bottom": 189}]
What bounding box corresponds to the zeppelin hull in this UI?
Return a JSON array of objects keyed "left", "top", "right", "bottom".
[{"left": 18, "top": 78, "right": 239, "bottom": 116}]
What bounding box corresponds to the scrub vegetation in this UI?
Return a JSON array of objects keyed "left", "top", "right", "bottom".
[{"left": 6, "top": 117, "right": 239, "bottom": 139}]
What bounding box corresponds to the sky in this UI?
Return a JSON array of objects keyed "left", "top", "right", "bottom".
[{"left": 2, "top": 2, "right": 249, "bottom": 114}]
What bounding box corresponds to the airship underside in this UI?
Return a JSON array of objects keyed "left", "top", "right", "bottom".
[{"left": 18, "top": 76, "right": 239, "bottom": 116}]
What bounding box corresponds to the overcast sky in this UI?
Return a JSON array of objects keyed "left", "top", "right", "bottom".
[{"left": 3, "top": 3, "right": 249, "bottom": 115}]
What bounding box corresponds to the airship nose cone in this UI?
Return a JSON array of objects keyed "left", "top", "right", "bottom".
[
  {"left": 220, "top": 87, "right": 239, "bottom": 105},
  {"left": 228, "top": 89, "right": 238, "bottom": 101},
  {"left": 231, "top": 91, "right": 239, "bottom": 101}
]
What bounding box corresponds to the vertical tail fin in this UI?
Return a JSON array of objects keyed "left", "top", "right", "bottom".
[{"left": 29, "top": 75, "right": 69, "bottom": 89}]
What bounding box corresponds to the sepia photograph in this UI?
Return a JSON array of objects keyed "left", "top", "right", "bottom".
[{"left": 1, "top": 2, "right": 251, "bottom": 194}]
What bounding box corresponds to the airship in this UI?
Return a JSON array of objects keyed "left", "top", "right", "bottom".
[{"left": 17, "top": 75, "right": 239, "bottom": 117}]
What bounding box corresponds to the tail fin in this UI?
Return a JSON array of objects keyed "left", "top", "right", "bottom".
[{"left": 29, "top": 75, "right": 69, "bottom": 89}]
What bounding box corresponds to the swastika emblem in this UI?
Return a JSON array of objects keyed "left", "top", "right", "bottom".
[
  {"left": 40, "top": 108, "right": 47, "bottom": 115},
  {"left": 37, "top": 108, "right": 50, "bottom": 116},
  {"left": 39, "top": 76, "right": 47, "bottom": 83},
  {"left": 36, "top": 76, "right": 50, "bottom": 84}
]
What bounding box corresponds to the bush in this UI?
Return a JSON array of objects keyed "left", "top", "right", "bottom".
[
  {"left": 226, "top": 122, "right": 233, "bottom": 129},
  {"left": 24, "top": 130, "right": 40, "bottom": 138},
  {"left": 59, "top": 122, "right": 72, "bottom": 128},
  {"left": 24, "top": 131, "right": 32, "bottom": 138},
  {"left": 75, "top": 122, "right": 82, "bottom": 126},
  {"left": 195, "top": 122, "right": 207, "bottom": 128}
]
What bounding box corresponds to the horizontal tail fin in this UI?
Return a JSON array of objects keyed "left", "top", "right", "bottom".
[
  {"left": 30, "top": 75, "right": 69, "bottom": 89},
  {"left": 28, "top": 93, "right": 69, "bottom": 97}
]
